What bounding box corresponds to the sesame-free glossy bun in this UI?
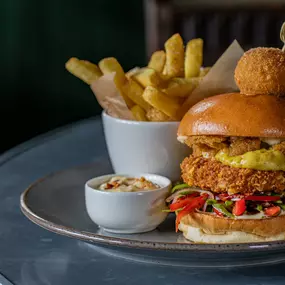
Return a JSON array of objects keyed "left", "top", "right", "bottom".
[
  {"left": 179, "top": 211, "right": 285, "bottom": 243},
  {"left": 234, "top": 47, "right": 285, "bottom": 96},
  {"left": 177, "top": 93, "right": 285, "bottom": 138}
]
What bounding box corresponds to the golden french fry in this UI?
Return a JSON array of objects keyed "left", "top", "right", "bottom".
[
  {"left": 131, "top": 105, "right": 148, "bottom": 121},
  {"left": 65, "top": 57, "right": 102, "bottom": 85},
  {"left": 121, "top": 79, "right": 151, "bottom": 111},
  {"left": 148, "top": 50, "right": 166, "bottom": 73},
  {"left": 98, "top": 57, "right": 134, "bottom": 108},
  {"left": 176, "top": 90, "right": 201, "bottom": 120},
  {"left": 164, "top": 77, "right": 202, "bottom": 119},
  {"left": 126, "top": 67, "right": 141, "bottom": 79},
  {"left": 199, "top": 66, "right": 211, "bottom": 77},
  {"left": 184, "top": 77, "right": 203, "bottom": 85},
  {"left": 146, "top": 108, "right": 170, "bottom": 122},
  {"left": 118, "top": 90, "right": 134, "bottom": 109},
  {"left": 166, "top": 95, "right": 185, "bottom": 105},
  {"left": 132, "top": 67, "right": 167, "bottom": 88},
  {"left": 98, "top": 57, "right": 127, "bottom": 85},
  {"left": 185, "top": 38, "right": 203, "bottom": 78},
  {"left": 142, "top": 86, "right": 180, "bottom": 119},
  {"left": 163, "top": 77, "right": 198, "bottom": 98},
  {"left": 163, "top": 33, "right": 184, "bottom": 78}
]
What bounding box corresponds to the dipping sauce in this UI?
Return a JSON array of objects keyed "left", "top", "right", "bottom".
[{"left": 98, "top": 176, "right": 160, "bottom": 192}]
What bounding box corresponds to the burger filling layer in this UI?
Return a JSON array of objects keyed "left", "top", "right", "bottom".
[
  {"left": 185, "top": 135, "right": 285, "bottom": 161},
  {"left": 166, "top": 184, "right": 285, "bottom": 232},
  {"left": 170, "top": 135, "right": 285, "bottom": 231},
  {"left": 182, "top": 135, "right": 285, "bottom": 194}
]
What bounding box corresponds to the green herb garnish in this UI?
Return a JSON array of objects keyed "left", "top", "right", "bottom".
[
  {"left": 171, "top": 183, "right": 189, "bottom": 193},
  {"left": 280, "top": 204, "right": 285, "bottom": 211},
  {"left": 206, "top": 199, "right": 217, "bottom": 205},
  {"left": 225, "top": 200, "right": 233, "bottom": 207},
  {"left": 256, "top": 204, "right": 263, "bottom": 212},
  {"left": 162, "top": 209, "right": 174, "bottom": 213},
  {"left": 176, "top": 190, "right": 193, "bottom": 198},
  {"left": 213, "top": 203, "right": 234, "bottom": 218}
]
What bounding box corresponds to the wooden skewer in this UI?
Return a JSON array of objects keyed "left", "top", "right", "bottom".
[{"left": 280, "top": 22, "right": 285, "bottom": 51}]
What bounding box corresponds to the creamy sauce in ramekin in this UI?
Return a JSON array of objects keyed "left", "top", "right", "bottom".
[{"left": 98, "top": 176, "right": 160, "bottom": 192}]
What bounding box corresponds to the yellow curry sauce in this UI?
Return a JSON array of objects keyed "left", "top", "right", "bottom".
[{"left": 215, "top": 149, "right": 285, "bottom": 171}]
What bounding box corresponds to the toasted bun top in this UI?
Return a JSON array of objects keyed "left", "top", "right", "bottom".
[
  {"left": 177, "top": 93, "right": 285, "bottom": 137},
  {"left": 234, "top": 47, "right": 285, "bottom": 96}
]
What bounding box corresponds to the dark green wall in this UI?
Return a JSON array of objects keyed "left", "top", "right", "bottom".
[{"left": 1, "top": 0, "right": 145, "bottom": 153}]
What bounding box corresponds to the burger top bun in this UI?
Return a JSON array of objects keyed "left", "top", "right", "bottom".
[{"left": 177, "top": 93, "right": 285, "bottom": 138}]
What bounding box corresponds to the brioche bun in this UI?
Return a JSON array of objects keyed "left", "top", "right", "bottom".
[
  {"left": 234, "top": 47, "right": 285, "bottom": 96},
  {"left": 177, "top": 93, "right": 285, "bottom": 138},
  {"left": 179, "top": 211, "right": 285, "bottom": 243}
]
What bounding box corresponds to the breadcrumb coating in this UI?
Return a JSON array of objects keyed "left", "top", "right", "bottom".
[
  {"left": 234, "top": 47, "right": 285, "bottom": 96},
  {"left": 272, "top": 141, "right": 285, "bottom": 155},
  {"left": 181, "top": 155, "right": 285, "bottom": 195}
]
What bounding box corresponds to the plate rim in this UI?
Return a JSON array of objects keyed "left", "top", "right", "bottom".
[{"left": 19, "top": 163, "right": 285, "bottom": 253}]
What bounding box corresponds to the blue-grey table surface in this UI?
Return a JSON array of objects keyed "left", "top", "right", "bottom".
[{"left": 1, "top": 115, "right": 285, "bottom": 285}]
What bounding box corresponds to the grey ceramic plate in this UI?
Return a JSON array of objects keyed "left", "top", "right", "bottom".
[{"left": 20, "top": 163, "right": 285, "bottom": 267}]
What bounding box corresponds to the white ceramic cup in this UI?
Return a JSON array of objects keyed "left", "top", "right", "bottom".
[
  {"left": 85, "top": 173, "right": 171, "bottom": 234},
  {"left": 102, "top": 111, "right": 190, "bottom": 182}
]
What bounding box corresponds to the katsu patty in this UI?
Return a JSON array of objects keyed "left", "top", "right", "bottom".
[{"left": 181, "top": 155, "right": 285, "bottom": 195}]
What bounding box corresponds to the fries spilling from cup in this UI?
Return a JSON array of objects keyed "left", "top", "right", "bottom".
[{"left": 65, "top": 33, "right": 210, "bottom": 122}]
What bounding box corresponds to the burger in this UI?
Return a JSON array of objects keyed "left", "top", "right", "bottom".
[{"left": 166, "top": 47, "right": 285, "bottom": 243}]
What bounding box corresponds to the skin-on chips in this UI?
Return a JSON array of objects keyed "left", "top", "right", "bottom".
[
  {"left": 65, "top": 57, "right": 102, "bottom": 85},
  {"left": 185, "top": 38, "right": 203, "bottom": 78},
  {"left": 148, "top": 50, "right": 166, "bottom": 73},
  {"left": 142, "top": 86, "right": 180, "bottom": 120},
  {"left": 163, "top": 34, "right": 185, "bottom": 79},
  {"left": 131, "top": 105, "right": 148, "bottom": 121},
  {"left": 65, "top": 34, "right": 209, "bottom": 122}
]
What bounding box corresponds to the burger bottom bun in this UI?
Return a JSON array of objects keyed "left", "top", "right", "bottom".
[
  {"left": 178, "top": 224, "right": 285, "bottom": 243},
  {"left": 179, "top": 211, "right": 285, "bottom": 244}
]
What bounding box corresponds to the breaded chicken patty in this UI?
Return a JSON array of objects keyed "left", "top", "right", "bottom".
[{"left": 181, "top": 155, "right": 285, "bottom": 195}]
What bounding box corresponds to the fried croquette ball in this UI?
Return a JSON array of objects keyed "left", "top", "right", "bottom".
[{"left": 234, "top": 47, "right": 285, "bottom": 96}]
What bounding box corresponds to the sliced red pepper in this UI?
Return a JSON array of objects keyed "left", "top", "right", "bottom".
[
  {"left": 175, "top": 194, "right": 208, "bottom": 232},
  {"left": 232, "top": 198, "right": 246, "bottom": 216},
  {"left": 245, "top": 195, "right": 280, "bottom": 202},
  {"left": 214, "top": 208, "right": 223, "bottom": 217},
  {"left": 169, "top": 193, "right": 199, "bottom": 211},
  {"left": 264, "top": 206, "right": 281, "bottom": 217}
]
